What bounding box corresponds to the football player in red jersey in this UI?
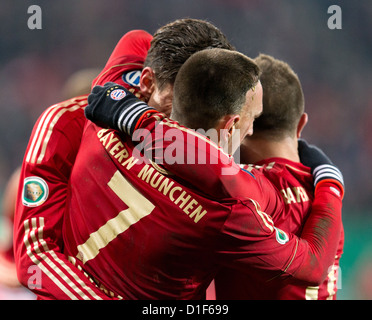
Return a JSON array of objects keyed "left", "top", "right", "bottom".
[
  {"left": 0, "top": 68, "right": 99, "bottom": 300},
  {"left": 77, "top": 48, "right": 344, "bottom": 299},
  {"left": 14, "top": 29, "right": 152, "bottom": 300},
  {"left": 213, "top": 54, "right": 344, "bottom": 300},
  {"left": 13, "top": 19, "right": 235, "bottom": 299}
]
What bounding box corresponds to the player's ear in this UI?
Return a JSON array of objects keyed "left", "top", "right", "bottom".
[
  {"left": 139, "top": 67, "right": 155, "bottom": 101},
  {"left": 297, "top": 112, "right": 308, "bottom": 138},
  {"left": 225, "top": 115, "right": 240, "bottom": 139},
  {"left": 217, "top": 114, "right": 240, "bottom": 148}
]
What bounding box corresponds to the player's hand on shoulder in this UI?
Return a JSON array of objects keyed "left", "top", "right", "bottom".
[{"left": 85, "top": 82, "right": 154, "bottom": 135}]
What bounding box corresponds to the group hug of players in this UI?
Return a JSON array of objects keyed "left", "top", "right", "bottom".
[{"left": 11, "top": 18, "right": 344, "bottom": 300}]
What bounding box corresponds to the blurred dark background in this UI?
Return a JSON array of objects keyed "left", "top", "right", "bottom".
[{"left": 0, "top": 0, "right": 371, "bottom": 299}]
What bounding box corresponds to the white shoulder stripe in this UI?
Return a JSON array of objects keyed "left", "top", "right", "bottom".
[
  {"left": 23, "top": 217, "right": 103, "bottom": 300},
  {"left": 26, "top": 104, "right": 59, "bottom": 164},
  {"left": 35, "top": 105, "right": 82, "bottom": 164},
  {"left": 26, "top": 99, "right": 87, "bottom": 164},
  {"left": 249, "top": 199, "right": 274, "bottom": 233}
]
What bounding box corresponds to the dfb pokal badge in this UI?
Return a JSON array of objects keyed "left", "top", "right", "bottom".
[{"left": 22, "top": 177, "right": 49, "bottom": 207}]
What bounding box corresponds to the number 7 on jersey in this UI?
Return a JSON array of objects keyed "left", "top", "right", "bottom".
[{"left": 77, "top": 171, "right": 155, "bottom": 263}]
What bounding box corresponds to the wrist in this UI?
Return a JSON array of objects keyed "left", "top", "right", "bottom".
[
  {"left": 116, "top": 101, "right": 157, "bottom": 135},
  {"left": 315, "top": 180, "right": 344, "bottom": 200}
]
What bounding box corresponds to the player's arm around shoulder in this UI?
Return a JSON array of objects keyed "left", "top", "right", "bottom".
[
  {"left": 217, "top": 190, "right": 342, "bottom": 287},
  {"left": 216, "top": 198, "right": 300, "bottom": 279}
]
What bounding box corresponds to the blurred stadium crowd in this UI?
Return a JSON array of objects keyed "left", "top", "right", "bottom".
[{"left": 0, "top": 0, "right": 371, "bottom": 299}]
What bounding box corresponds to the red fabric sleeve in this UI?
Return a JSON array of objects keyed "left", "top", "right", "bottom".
[
  {"left": 132, "top": 114, "right": 275, "bottom": 204},
  {"left": 105, "top": 30, "right": 152, "bottom": 67},
  {"left": 290, "top": 182, "right": 343, "bottom": 284},
  {"left": 13, "top": 96, "right": 113, "bottom": 299},
  {"left": 92, "top": 30, "right": 152, "bottom": 92},
  {"left": 215, "top": 183, "right": 342, "bottom": 286}
]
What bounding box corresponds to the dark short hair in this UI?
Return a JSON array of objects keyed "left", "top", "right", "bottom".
[
  {"left": 253, "top": 54, "right": 305, "bottom": 139},
  {"left": 144, "top": 18, "right": 235, "bottom": 89},
  {"left": 172, "top": 48, "right": 260, "bottom": 130}
]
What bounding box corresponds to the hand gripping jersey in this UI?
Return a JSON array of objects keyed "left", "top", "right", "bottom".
[
  {"left": 214, "top": 159, "right": 344, "bottom": 300},
  {"left": 62, "top": 112, "right": 343, "bottom": 299},
  {"left": 13, "top": 30, "right": 152, "bottom": 299}
]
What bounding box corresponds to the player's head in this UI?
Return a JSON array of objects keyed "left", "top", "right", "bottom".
[
  {"left": 248, "top": 54, "right": 307, "bottom": 141},
  {"left": 171, "top": 48, "right": 262, "bottom": 154},
  {"left": 139, "top": 18, "right": 235, "bottom": 116}
]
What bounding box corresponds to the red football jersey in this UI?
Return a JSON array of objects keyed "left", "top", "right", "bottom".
[
  {"left": 214, "top": 158, "right": 344, "bottom": 300},
  {"left": 13, "top": 30, "right": 152, "bottom": 300},
  {"left": 125, "top": 110, "right": 343, "bottom": 293},
  {"left": 62, "top": 117, "right": 343, "bottom": 299}
]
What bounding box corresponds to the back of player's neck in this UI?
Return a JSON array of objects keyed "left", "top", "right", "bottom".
[{"left": 240, "top": 137, "right": 300, "bottom": 164}]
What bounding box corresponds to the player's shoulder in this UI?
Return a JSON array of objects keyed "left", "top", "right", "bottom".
[
  {"left": 25, "top": 95, "right": 89, "bottom": 165},
  {"left": 225, "top": 197, "right": 275, "bottom": 238},
  {"left": 245, "top": 158, "right": 311, "bottom": 176},
  {"left": 47, "top": 94, "right": 88, "bottom": 113},
  {"left": 30, "top": 94, "right": 88, "bottom": 144},
  {"left": 40, "top": 94, "right": 88, "bottom": 124}
]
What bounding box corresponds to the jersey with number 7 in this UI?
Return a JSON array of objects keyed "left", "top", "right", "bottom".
[{"left": 62, "top": 119, "right": 342, "bottom": 299}]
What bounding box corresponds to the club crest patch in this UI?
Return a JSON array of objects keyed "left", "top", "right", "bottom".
[
  {"left": 22, "top": 177, "right": 49, "bottom": 207},
  {"left": 110, "top": 89, "right": 126, "bottom": 101}
]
